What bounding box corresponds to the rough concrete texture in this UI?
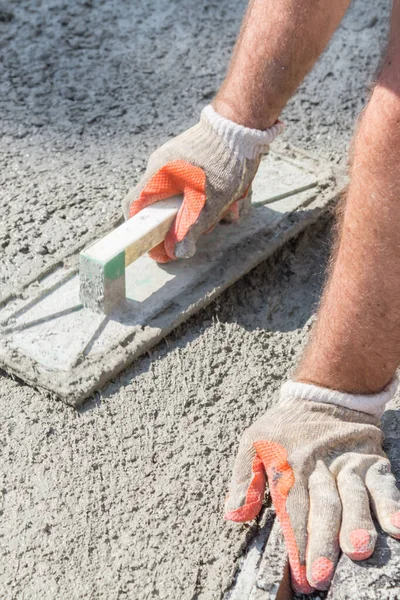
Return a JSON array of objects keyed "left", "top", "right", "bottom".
[
  {"left": 1, "top": 220, "right": 331, "bottom": 600},
  {"left": 1, "top": 0, "right": 398, "bottom": 599}
]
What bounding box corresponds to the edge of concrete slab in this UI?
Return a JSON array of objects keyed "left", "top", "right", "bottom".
[
  {"left": 224, "top": 513, "right": 294, "bottom": 600},
  {"left": 224, "top": 509, "right": 277, "bottom": 600}
]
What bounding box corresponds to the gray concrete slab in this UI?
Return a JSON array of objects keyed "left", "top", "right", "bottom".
[
  {"left": 1, "top": 1, "right": 399, "bottom": 599},
  {"left": 0, "top": 151, "right": 340, "bottom": 404}
]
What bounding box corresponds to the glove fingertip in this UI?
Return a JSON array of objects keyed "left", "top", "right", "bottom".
[
  {"left": 291, "top": 566, "right": 315, "bottom": 595},
  {"left": 170, "top": 236, "right": 197, "bottom": 260},
  {"left": 224, "top": 500, "right": 264, "bottom": 523},
  {"left": 309, "top": 557, "right": 335, "bottom": 590},
  {"left": 148, "top": 243, "right": 172, "bottom": 263},
  {"left": 224, "top": 455, "right": 266, "bottom": 522}
]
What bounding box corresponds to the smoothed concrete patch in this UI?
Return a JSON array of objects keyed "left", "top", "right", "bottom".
[{"left": 0, "top": 150, "right": 340, "bottom": 404}]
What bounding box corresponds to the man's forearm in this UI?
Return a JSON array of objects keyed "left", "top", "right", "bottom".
[
  {"left": 214, "top": 0, "right": 351, "bottom": 129},
  {"left": 296, "top": 0, "right": 400, "bottom": 394}
]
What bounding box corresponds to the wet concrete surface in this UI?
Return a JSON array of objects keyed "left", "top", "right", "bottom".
[{"left": 0, "top": 0, "right": 396, "bottom": 598}]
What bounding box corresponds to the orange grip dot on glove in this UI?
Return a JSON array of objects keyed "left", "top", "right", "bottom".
[
  {"left": 130, "top": 160, "right": 207, "bottom": 262},
  {"left": 311, "top": 557, "right": 334, "bottom": 588},
  {"left": 348, "top": 529, "right": 373, "bottom": 560}
]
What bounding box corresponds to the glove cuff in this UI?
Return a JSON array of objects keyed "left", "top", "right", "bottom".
[
  {"left": 201, "top": 105, "right": 285, "bottom": 160},
  {"left": 280, "top": 377, "right": 399, "bottom": 417}
]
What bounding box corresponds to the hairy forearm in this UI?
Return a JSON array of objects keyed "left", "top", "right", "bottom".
[
  {"left": 297, "top": 83, "right": 400, "bottom": 394},
  {"left": 296, "top": 0, "right": 400, "bottom": 393},
  {"left": 214, "top": 0, "right": 351, "bottom": 129}
]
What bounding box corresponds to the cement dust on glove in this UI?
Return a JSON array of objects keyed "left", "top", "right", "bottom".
[
  {"left": 122, "top": 105, "right": 284, "bottom": 263},
  {"left": 225, "top": 379, "right": 400, "bottom": 593}
]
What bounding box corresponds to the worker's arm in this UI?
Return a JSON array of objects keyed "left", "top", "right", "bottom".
[
  {"left": 124, "top": 0, "right": 351, "bottom": 262},
  {"left": 214, "top": 0, "right": 352, "bottom": 129},
  {"left": 226, "top": 3, "right": 400, "bottom": 592}
]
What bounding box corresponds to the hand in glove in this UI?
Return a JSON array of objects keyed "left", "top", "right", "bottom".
[
  {"left": 225, "top": 379, "right": 400, "bottom": 593},
  {"left": 122, "top": 105, "right": 283, "bottom": 263}
]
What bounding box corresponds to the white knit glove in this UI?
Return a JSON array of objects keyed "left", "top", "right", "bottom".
[
  {"left": 225, "top": 379, "right": 400, "bottom": 593},
  {"left": 122, "top": 105, "right": 284, "bottom": 262}
]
